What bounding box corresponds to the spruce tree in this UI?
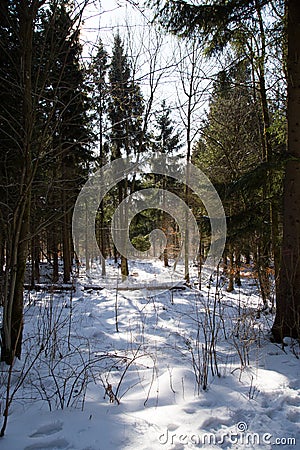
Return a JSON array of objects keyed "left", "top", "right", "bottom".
[
  {"left": 154, "top": 99, "right": 181, "bottom": 155},
  {"left": 0, "top": 0, "right": 43, "bottom": 364},
  {"left": 272, "top": 0, "right": 300, "bottom": 340},
  {"left": 153, "top": 100, "right": 182, "bottom": 266},
  {"left": 149, "top": 0, "right": 300, "bottom": 339},
  {"left": 41, "top": 1, "right": 93, "bottom": 282},
  {"left": 89, "top": 38, "right": 109, "bottom": 275},
  {"left": 108, "top": 33, "right": 144, "bottom": 280},
  {"left": 192, "top": 65, "right": 271, "bottom": 297}
]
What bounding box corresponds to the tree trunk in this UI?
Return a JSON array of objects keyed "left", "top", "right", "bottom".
[
  {"left": 30, "top": 235, "right": 40, "bottom": 288},
  {"left": 162, "top": 211, "right": 169, "bottom": 267},
  {"left": 227, "top": 246, "right": 234, "bottom": 292},
  {"left": 1, "top": 3, "right": 35, "bottom": 364},
  {"left": 245, "top": 249, "right": 251, "bottom": 265},
  {"left": 163, "top": 247, "right": 169, "bottom": 267},
  {"left": 272, "top": 0, "right": 300, "bottom": 341},
  {"left": 254, "top": 241, "right": 270, "bottom": 308},
  {"left": 100, "top": 202, "right": 106, "bottom": 276},
  {"left": 222, "top": 252, "right": 228, "bottom": 274},
  {"left": 63, "top": 206, "right": 71, "bottom": 283},
  {"left": 235, "top": 252, "right": 241, "bottom": 287},
  {"left": 62, "top": 161, "right": 71, "bottom": 283},
  {"left": 118, "top": 182, "right": 128, "bottom": 281},
  {"left": 53, "top": 248, "right": 59, "bottom": 283}
]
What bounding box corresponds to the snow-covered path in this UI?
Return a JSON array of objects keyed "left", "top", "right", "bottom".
[{"left": 0, "top": 261, "right": 299, "bottom": 449}]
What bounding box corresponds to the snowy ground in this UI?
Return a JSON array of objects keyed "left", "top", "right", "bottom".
[{"left": 0, "top": 260, "right": 299, "bottom": 449}]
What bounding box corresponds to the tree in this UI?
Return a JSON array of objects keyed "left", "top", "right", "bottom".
[
  {"left": 89, "top": 39, "right": 109, "bottom": 276},
  {"left": 108, "top": 33, "right": 144, "bottom": 280},
  {"left": 176, "top": 39, "right": 207, "bottom": 282},
  {"left": 193, "top": 64, "right": 271, "bottom": 296},
  {"left": 0, "top": 0, "right": 46, "bottom": 364},
  {"left": 153, "top": 99, "right": 182, "bottom": 267},
  {"left": 154, "top": 100, "right": 181, "bottom": 155},
  {"left": 149, "top": 0, "right": 300, "bottom": 340},
  {"left": 41, "top": 1, "right": 93, "bottom": 283},
  {"left": 0, "top": 0, "right": 92, "bottom": 364},
  {"left": 272, "top": 0, "right": 300, "bottom": 340}
]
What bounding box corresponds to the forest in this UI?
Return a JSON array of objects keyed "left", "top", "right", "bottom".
[{"left": 0, "top": 0, "right": 299, "bottom": 447}]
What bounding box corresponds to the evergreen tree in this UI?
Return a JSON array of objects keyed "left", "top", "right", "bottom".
[
  {"left": 90, "top": 38, "right": 109, "bottom": 166},
  {"left": 0, "top": 0, "right": 92, "bottom": 364},
  {"left": 192, "top": 65, "right": 275, "bottom": 297},
  {"left": 108, "top": 33, "right": 144, "bottom": 280},
  {"left": 41, "top": 1, "right": 93, "bottom": 282},
  {"left": 272, "top": 0, "right": 300, "bottom": 340},
  {"left": 89, "top": 38, "right": 109, "bottom": 275},
  {"left": 148, "top": 0, "right": 272, "bottom": 51},
  {"left": 108, "top": 33, "right": 144, "bottom": 158},
  {"left": 153, "top": 100, "right": 182, "bottom": 266},
  {"left": 0, "top": 0, "right": 20, "bottom": 284},
  {"left": 149, "top": 0, "right": 300, "bottom": 339},
  {"left": 154, "top": 99, "right": 181, "bottom": 155},
  {"left": 0, "top": 0, "right": 45, "bottom": 364}
]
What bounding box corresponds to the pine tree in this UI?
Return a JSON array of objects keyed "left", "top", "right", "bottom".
[
  {"left": 192, "top": 65, "right": 272, "bottom": 296},
  {"left": 108, "top": 33, "right": 144, "bottom": 280},
  {"left": 0, "top": 0, "right": 93, "bottom": 364},
  {"left": 272, "top": 0, "right": 300, "bottom": 340},
  {"left": 108, "top": 33, "right": 144, "bottom": 158},
  {"left": 153, "top": 100, "right": 182, "bottom": 266},
  {"left": 41, "top": 1, "right": 93, "bottom": 282},
  {"left": 154, "top": 99, "right": 181, "bottom": 155},
  {"left": 89, "top": 39, "right": 109, "bottom": 275},
  {"left": 0, "top": 0, "right": 45, "bottom": 364},
  {"left": 90, "top": 39, "right": 109, "bottom": 166},
  {"left": 149, "top": 0, "right": 300, "bottom": 339}
]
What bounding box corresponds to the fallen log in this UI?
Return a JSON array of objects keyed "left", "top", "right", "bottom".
[
  {"left": 24, "top": 284, "right": 76, "bottom": 292},
  {"left": 94, "top": 281, "right": 187, "bottom": 291}
]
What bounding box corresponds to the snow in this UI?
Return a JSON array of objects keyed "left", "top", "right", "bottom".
[{"left": 0, "top": 260, "right": 299, "bottom": 449}]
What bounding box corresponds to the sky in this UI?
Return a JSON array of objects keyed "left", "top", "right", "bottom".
[
  {"left": 81, "top": 1, "right": 151, "bottom": 56},
  {"left": 80, "top": 0, "right": 216, "bottom": 146}
]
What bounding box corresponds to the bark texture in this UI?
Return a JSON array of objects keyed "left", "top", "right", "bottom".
[{"left": 272, "top": 0, "right": 300, "bottom": 341}]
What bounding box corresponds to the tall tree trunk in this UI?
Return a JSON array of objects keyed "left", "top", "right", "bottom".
[
  {"left": 1, "top": 2, "right": 35, "bottom": 364},
  {"left": 227, "top": 245, "right": 234, "bottom": 292},
  {"left": 255, "top": 240, "right": 270, "bottom": 308},
  {"left": 30, "top": 234, "right": 40, "bottom": 288},
  {"left": 0, "top": 236, "right": 5, "bottom": 305},
  {"left": 272, "top": 0, "right": 300, "bottom": 341},
  {"left": 62, "top": 160, "right": 71, "bottom": 283},
  {"left": 255, "top": 0, "right": 281, "bottom": 296},
  {"left": 235, "top": 251, "right": 241, "bottom": 287},
  {"left": 48, "top": 226, "right": 59, "bottom": 283},
  {"left": 118, "top": 181, "right": 128, "bottom": 281},
  {"left": 63, "top": 204, "right": 72, "bottom": 282},
  {"left": 160, "top": 175, "right": 169, "bottom": 268},
  {"left": 100, "top": 203, "right": 106, "bottom": 276}
]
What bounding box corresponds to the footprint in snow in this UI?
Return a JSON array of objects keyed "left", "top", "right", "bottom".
[
  {"left": 286, "top": 395, "right": 300, "bottom": 406},
  {"left": 201, "top": 416, "right": 231, "bottom": 431},
  {"left": 29, "top": 421, "right": 63, "bottom": 438},
  {"left": 24, "top": 438, "right": 69, "bottom": 450},
  {"left": 26, "top": 422, "right": 69, "bottom": 450},
  {"left": 289, "top": 379, "right": 300, "bottom": 390},
  {"left": 287, "top": 409, "right": 300, "bottom": 424},
  {"left": 167, "top": 423, "right": 179, "bottom": 431},
  {"left": 183, "top": 408, "right": 196, "bottom": 414}
]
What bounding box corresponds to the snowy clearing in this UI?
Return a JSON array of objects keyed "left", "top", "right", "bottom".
[{"left": 0, "top": 260, "right": 299, "bottom": 449}]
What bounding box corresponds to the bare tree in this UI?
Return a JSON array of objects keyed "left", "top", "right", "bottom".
[{"left": 176, "top": 39, "right": 209, "bottom": 283}]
